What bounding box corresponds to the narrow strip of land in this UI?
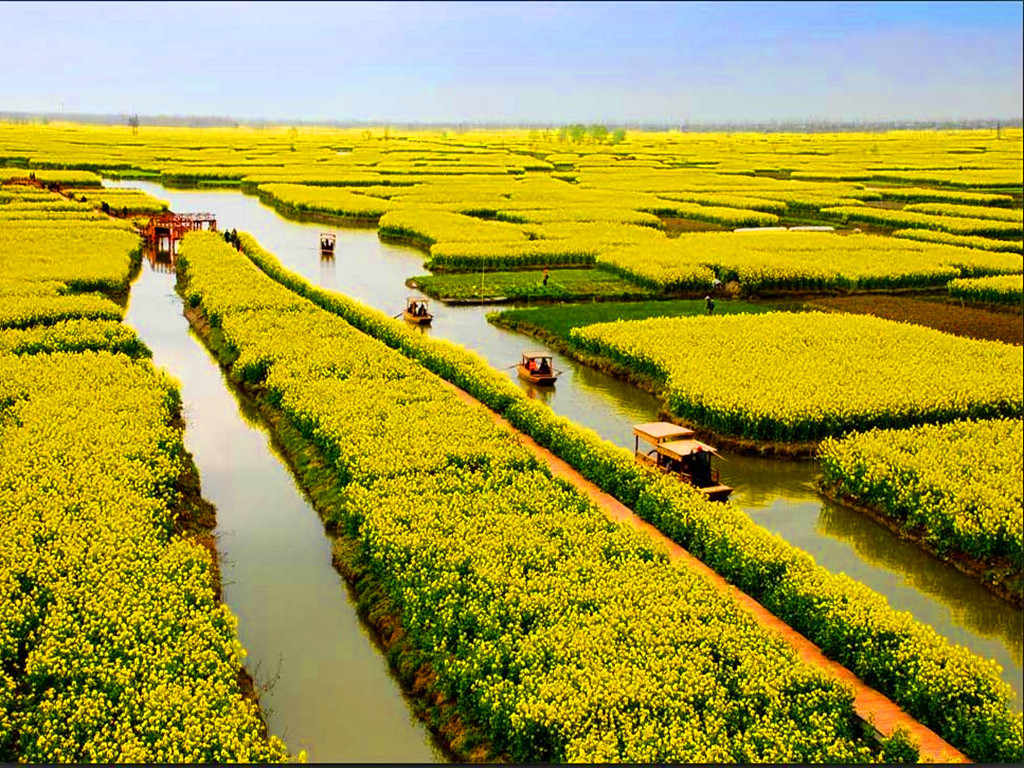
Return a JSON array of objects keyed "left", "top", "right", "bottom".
[{"left": 438, "top": 379, "right": 968, "bottom": 764}]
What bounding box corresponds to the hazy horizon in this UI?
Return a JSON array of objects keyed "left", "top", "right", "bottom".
[{"left": 3, "top": 1, "right": 1022, "bottom": 125}]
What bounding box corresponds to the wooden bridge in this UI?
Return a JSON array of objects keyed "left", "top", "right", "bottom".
[{"left": 144, "top": 213, "right": 217, "bottom": 252}]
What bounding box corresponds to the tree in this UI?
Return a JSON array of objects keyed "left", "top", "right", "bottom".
[
  {"left": 568, "top": 123, "right": 587, "bottom": 143},
  {"left": 128, "top": 114, "right": 140, "bottom": 135},
  {"left": 588, "top": 124, "right": 609, "bottom": 143},
  {"left": 610, "top": 128, "right": 626, "bottom": 145}
]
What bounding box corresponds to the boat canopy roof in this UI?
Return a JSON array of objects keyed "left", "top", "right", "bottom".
[
  {"left": 633, "top": 421, "right": 695, "bottom": 443},
  {"left": 522, "top": 352, "right": 552, "bottom": 360},
  {"left": 407, "top": 296, "right": 429, "bottom": 304},
  {"left": 657, "top": 438, "right": 722, "bottom": 460}
]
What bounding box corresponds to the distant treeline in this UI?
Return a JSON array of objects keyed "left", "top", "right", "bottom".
[{"left": 1, "top": 111, "right": 1020, "bottom": 133}]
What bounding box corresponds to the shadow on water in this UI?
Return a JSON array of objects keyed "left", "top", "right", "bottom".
[{"left": 112, "top": 179, "right": 1023, "bottom": 711}]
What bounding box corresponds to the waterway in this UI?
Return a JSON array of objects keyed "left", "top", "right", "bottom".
[
  {"left": 115, "top": 180, "right": 1023, "bottom": 715},
  {"left": 124, "top": 242, "right": 441, "bottom": 761}
]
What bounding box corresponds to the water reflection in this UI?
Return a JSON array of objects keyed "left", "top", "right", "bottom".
[
  {"left": 318, "top": 250, "right": 335, "bottom": 283},
  {"left": 522, "top": 381, "right": 555, "bottom": 404},
  {"left": 818, "top": 500, "right": 1024, "bottom": 668},
  {"left": 108, "top": 178, "right": 1024, "bottom": 708},
  {"left": 143, "top": 245, "right": 177, "bottom": 274},
  {"left": 728, "top": 455, "right": 821, "bottom": 507}
]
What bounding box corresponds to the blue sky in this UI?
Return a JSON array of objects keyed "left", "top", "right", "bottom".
[{"left": 3, "top": 1, "right": 1021, "bottom": 123}]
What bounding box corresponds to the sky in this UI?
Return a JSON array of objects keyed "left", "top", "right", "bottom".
[{"left": 2, "top": 1, "right": 1021, "bottom": 124}]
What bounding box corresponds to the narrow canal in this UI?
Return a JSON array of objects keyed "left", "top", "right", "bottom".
[
  {"left": 124, "top": 247, "right": 441, "bottom": 761},
  {"left": 114, "top": 180, "right": 1023, "bottom": 713}
]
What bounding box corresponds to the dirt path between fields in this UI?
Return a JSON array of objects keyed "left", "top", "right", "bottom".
[{"left": 437, "top": 379, "right": 968, "bottom": 764}]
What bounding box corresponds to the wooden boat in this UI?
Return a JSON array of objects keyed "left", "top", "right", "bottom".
[
  {"left": 403, "top": 296, "right": 433, "bottom": 325},
  {"left": 517, "top": 352, "right": 560, "bottom": 386},
  {"left": 633, "top": 421, "right": 733, "bottom": 502},
  {"left": 320, "top": 232, "right": 336, "bottom": 255}
]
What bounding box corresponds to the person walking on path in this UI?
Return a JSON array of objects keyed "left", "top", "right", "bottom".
[
  {"left": 542, "top": 268, "right": 549, "bottom": 287},
  {"left": 705, "top": 294, "right": 715, "bottom": 315}
]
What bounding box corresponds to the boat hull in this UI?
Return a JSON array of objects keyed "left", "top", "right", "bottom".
[
  {"left": 403, "top": 310, "right": 432, "bottom": 325},
  {"left": 517, "top": 364, "right": 557, "bottom": 386}
]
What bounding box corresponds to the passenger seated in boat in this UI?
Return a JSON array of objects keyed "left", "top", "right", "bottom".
[
  {"left": 418, "top": 303, "right": 427, "bottom": 317},
  {"left": 538, "top": 358, "right": 551, "bottom": 375}
]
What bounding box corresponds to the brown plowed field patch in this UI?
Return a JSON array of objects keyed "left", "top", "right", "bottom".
[
  {"left": 436, "top": 378, "right": 967, "bottom": 764},
  {"left": 809, "top": 294, "right": 1023, "bottom": 345}
]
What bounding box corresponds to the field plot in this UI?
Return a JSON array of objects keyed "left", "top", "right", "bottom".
[
  {"left": 949, "top": 274, "right": 1024, "bottom": 308},
  {"left": 820, "top": 419, "right": 1022, "bottom": 591},
  {"left": 570, "top": 312, "right": 1023, "bottom": 442},
  {"left": 410, "top": 267, "right": 656, "bottom": 302},
  {"left": 599, "top": 231, "right": 1022, "bottom": 294},
  {"left": 891, "top": 228, "right": 1023, "bottom": 253},
  {"left": 0, "top": 218, "right": 140, "bottom": 292}
]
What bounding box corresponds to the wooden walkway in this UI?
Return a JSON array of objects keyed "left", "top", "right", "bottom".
[{"left": 439, "top": 380, "right": 968, "bottom": 764}]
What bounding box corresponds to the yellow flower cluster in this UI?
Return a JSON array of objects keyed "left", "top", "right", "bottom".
[
  {"left": 948, "top": 274, "right": 1024, "bottom": 306},
  {"left": 256, "top": 182, "right": 396, "bottom": 219},
  {"left": 599, "top": 230, "right": 1021, "bottom": 293},
  {"left": 820, "top": 419, "right": 1023, "bottom": 564},
  {"left": 0, "top": 351, "right": 287, "bottom": 762},
  {"left": 0, "top": 318, "right": 148, "bottom": 356},
  {"left": 65, "top": 187, "right": 170, "bottom": 214},
  {"left": 571, "top": 312, "right": 1023, "bottom": 441},
  {"left": 179, "top": 230, "right": 879, "bottom": 763},
  {"left": 0, "top": 295, "right": 123, "bottom": 331},
  {"left": 378, "top": 208, "right": 529, "bottom": 248},
  {"left": 892, "top": 228, "right": 1023, "bottom": 253},
  {"left": 866, "top": 186, "right": 1014, "bottom": 206},
  {"left": 0, "top": 218, "right": 141, "bottom": 293},
  {"left": 822, "top": 205, "right": 1023, "bottom": 238},
  {"left": 0, "top": 168, "right": 102, "bottom": 186},
  {"left": 904, "top": 202, "right": 1024, "bottom": 223}
]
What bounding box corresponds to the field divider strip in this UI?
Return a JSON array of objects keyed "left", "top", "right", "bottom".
[{"left": 435, "top": 377, "right": 968, "bottom": 764}]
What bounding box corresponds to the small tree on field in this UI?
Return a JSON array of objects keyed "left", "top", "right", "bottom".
[
  {"left": 588, "top": 124, "right": 609, "bottom": 143},
  {"left": 610, "top": 128, "right": 626, "bottom": 145}
]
